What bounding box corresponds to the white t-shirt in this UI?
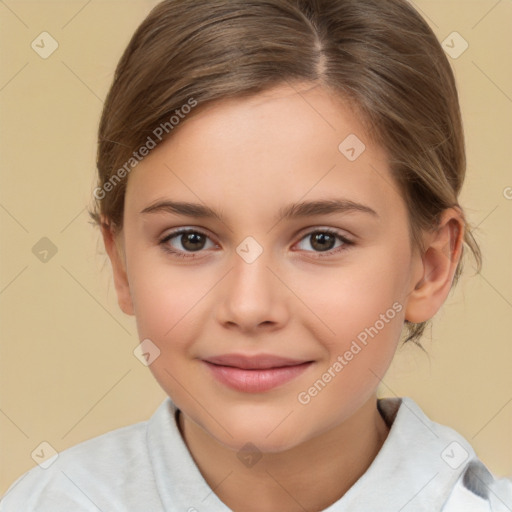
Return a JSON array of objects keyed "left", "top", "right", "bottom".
[{"left": 1, "top": 396, "right": 511, "bottom": 511}]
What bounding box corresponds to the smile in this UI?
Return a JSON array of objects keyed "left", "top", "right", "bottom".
[{"left": 202, "top": 358, "right": 313, "bottom": 393}]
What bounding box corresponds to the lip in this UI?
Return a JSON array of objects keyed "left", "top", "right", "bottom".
[
  {"left": 202, "top": 354, "right": 314, "bottom": 393},
  {"left": 203, "top": 353, "right": 311, "bottom": 369}
]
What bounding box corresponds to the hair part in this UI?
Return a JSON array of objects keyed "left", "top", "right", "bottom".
[{"left": 90, "top": 0, "right": 482, "bottom": 348}]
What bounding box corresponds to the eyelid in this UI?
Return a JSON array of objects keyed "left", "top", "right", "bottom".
[
  {"left": 294, "top": 225, "right": 353, "bottom": 241},
  {"left": 160, "top": 225, "right": 352, "bottom": 243},
  {"left": 160, "top": 227, "right": 218, "bottom": 248},
  {"left": 293, "top": 227, "right": 354, "bottom": 256},
  {"left": 159, "top": 225, "right": 354, "bottom": 258}
]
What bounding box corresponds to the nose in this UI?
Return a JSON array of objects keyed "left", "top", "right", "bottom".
[{"left": 215, "top": 248, "right": 290, "bottom": 334}]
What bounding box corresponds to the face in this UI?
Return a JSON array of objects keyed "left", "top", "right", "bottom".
[{"left": 110, "top": 83, "right": 426, "bottom": 453}]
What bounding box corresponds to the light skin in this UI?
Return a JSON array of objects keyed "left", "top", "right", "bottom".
[{"left": 101, "top": 82, "right": 464, "bottom": 512}]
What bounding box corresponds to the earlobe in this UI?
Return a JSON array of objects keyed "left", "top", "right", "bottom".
[
  {"left": 100, "top": 219, "right": 135, "bottom": 316},
  {"left": 404, "top": 208, "right": 464, "bottom": 323}
]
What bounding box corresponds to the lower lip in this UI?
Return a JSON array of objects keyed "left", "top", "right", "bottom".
[{"left": 202, "top": 361, "right": 313, "bottom": 393}]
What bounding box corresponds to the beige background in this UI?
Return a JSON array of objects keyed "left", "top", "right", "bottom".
[{"left": 0, "top": 0, "right": 511, "bottom": 496}]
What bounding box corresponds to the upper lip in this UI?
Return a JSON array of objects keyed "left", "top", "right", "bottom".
[{"left": 203, "top": 354, "right": 312, "bottom": 370}]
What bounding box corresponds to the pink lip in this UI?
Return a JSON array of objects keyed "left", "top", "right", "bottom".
[{"left": 202, "top": 354, "right": 313, "bottom": 393}]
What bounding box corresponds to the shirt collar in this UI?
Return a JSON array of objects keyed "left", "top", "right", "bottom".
[{"left": 146, "top": 396, "right": 475, "bottom": 511}]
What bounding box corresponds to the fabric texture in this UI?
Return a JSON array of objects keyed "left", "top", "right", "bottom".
[{"left": 1, "top": 396, "right": 511, "bottom": 511}]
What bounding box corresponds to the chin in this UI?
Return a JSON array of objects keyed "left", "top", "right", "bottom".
[
  {"left": 202, "top": 413, "right": 307, "bottom": 454},
  {"left": 220, "top": 430, "right": 303, "bottom": 455}
]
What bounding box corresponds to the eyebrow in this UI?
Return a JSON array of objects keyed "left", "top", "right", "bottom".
[{"left": 140, "top": 198, "right": 379, "bottom": 223}]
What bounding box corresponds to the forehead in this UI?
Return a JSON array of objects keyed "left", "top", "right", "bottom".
[{"left": 125, "top": 83, "right": 405, "bottom": 225}]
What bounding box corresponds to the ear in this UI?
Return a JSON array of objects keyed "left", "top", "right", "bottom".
[
  {"left": 404, "top": 207, "right": 465, "bottom": 323},
  {"left": 100, "top": 218, "right": 134, "bottom": 316}
]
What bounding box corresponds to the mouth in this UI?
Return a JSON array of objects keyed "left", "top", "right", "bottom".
[
  {"left": 203, "top": 353, "right": 312, "bottom": 370},
  {"left": 202, "top": 354, "right": 314, "bottom": 393}
]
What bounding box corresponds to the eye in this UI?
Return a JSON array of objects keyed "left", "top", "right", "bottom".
[
  {"left": 295, "top": 229, "right": 354, "bottom": 257},
  {"left": 160, "top": 228, "right": 217, "bottom": 258},
  {"left": 159, "top": 227, "right": 354, "bottom": 260}
]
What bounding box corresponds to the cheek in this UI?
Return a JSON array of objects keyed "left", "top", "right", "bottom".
[
  {"left": 127, "top": 254, "right": 203, "bottom": 345},
  {"left": 294, "top": 252, "right": 407, "bottom": 407},
  {"left": 301, "top": 254, "right": 407, "bottom": 345},
  {"left": 294, "top": 279, "right": 405, "bottom": 429},
  {"left": 126, "top": 260, "right": 207, "bottom": 401}
]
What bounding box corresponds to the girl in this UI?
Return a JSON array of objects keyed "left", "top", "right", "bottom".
[{"left": 1, "top": 0, "right": 511, "bottom": 510}]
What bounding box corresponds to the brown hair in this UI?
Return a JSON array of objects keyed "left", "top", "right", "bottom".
[{"left": 90, "top": 0, "right": 482, "bottom": 347}]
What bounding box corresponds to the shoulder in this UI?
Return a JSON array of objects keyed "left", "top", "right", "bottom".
[
  {"left": 442, "top": 459, "right": 512, "bottom": 511},
  {"left": 0, "top": 419, "right": 161, "bottom": 512},
  {"left": 381, "top": 397, "right": 512, "bottom": 511}
]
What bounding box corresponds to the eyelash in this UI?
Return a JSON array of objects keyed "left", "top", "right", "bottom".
[{"left": 159, "top": 228, "right": 355, "bottom": 260}]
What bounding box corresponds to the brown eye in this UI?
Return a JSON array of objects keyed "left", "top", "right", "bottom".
[
  {"left": 180, "top": 232, "right": 207, "bottom": 252},
  {"left": 310, "top": 232, "right": 337, "bottom": 252},
  {"left": 295, "top": 229, "right": 354, "bottom": 256},
  {"left": 160, "top": 229, "right": 216, "bottom": 258}
]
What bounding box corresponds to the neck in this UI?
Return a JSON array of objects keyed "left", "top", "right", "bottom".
[{"left": 178, "top": 395, "right": 390, "bottom": 512}]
